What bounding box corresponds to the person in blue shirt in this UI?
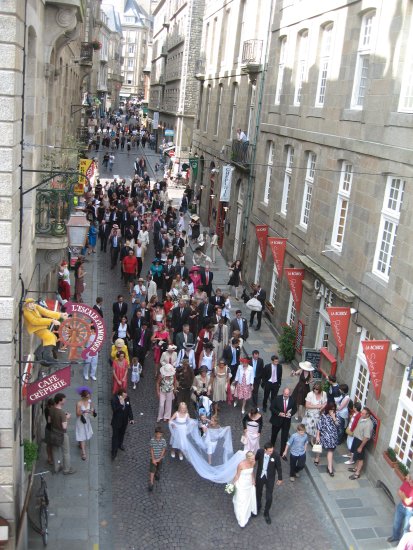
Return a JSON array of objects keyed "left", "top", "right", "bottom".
[{"left": 282, "top": 423, "right": 308, "bottom": 482}]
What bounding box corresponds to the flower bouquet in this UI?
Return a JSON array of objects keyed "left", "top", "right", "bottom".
[
  {"left": 224, "top": 483, "right": 235, "bottom": 495},
  {"left": 91, "top": 40, "right": 102, "bottom": 51}
]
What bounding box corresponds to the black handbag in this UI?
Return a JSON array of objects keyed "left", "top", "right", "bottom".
[{"left": 50, "top": 429, "right": 64, "bottom": 447}]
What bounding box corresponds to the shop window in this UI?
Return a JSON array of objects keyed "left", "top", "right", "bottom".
[
  {"left": 350, "top": 328, "right": 372, "bottom": 406},
  {"left": 286, "top": 293, "right": 296, "bottom": 326},
  {"left": 390, "top": 377, "right": 413, "bottom": 468}
]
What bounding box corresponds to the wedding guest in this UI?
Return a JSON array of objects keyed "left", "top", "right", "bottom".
[
  {"left": 316, "top": 402, "right": 340, "bottom": 477},
  {"left": 291, "top": 360, "right": 314, "bottom": 420},
  {"left": 49, "top": 393, "right": 76, "bottom": 475},
  {"left": 228, "top": 260, "right": 242, "bottom": 300},
  {"left": 156, "top": 363, "right": 176, "bottom": 422},
  {"left": 269, "top": 387, "right": 297, "bottom": 454},
  {"left": 175, "top": 359, "right": 194, "bottom": 409},
  {"left": 242, "top": 407, "right": 263, "bottom": 453},
  {"left": 282, "top": 423, "right": 308, "bottom": 482},
  {"left": 111, "top": 388, "right": 134, "bottom": 460},
  {"left": 148, "top": 427, "right": 167, "bottom": 492},
  {"left": 303, "top": 381, "right": 327, "bottom": 465},
  {"left": 75, "top": 388, "right": 95, "bottom": 461},
  {"left": 169, "top": 402, "right": 190, "bottom": 461},
  {"left": 112, "top": 351, "right": 129, "bottom": 394},
  {"left": 210, "top": 359, "right": 231, "bottom": 413},
  {"left": 233, "top": 358, "right": 254, "bottom": 414}
]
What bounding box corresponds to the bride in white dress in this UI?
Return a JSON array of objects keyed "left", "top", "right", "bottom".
[{"left": 232, "top": 451, "right": 257, "bottom": 528}]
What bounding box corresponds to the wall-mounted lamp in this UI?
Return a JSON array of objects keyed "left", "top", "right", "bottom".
[
  {"left": 223, "top": 206, "right": 229, "bottom": 212},
  {"left": 200, "top": 185, "right": 204, "bottom": 190},
  {"left": 391, "top": 344, "right": 401, "bottom": 351},
  {"left": 210, "top": 194, "right": 215, "bottom": 199},
  {"left": 350, "top": 308, "right": 357, "bottom": 314}
]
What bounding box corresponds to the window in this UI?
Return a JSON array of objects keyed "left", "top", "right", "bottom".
[
  {"left": 351, "top": 328, "right": 372, "bottom": 406},
  {"left": 390, "top": 376, "right": 413, "bottom": 468},
  {"left": 315, "top": 295, "right": 331, "bottom": 349},
  {"left": 203, "top": 85, "right": 211, "bottom": 132},
  {"left": 294, "top": 30, "right": 308, "bottom": 106},
  {"left": 128, "top": 59, "right": 133, "bottom": 68},
  {"left": 399, "top": 15, "right": 413, "bottom": 112},
  {"left": 373, "top": 176, "right": 405, "bottom": 281},
  {"left": 254, "top": 248, "right": 262, "bottom": 284},
  {"left": 263, "top": 141, "right": 274, "bottom": 204},
  {"left": 300, "top": 152, "right": 316, "bottom": 228},
  {"left": 228, "top": 83, "right": 238, "bottom": 139},
  {"left": 128, "top": 44, "right": 135, "bottom": 54},
  {"left": 286, "top": 293, "right": 296, "bottom": 326},
  {"left": 315, "top": 24, "right": 333, "bottom": 106},
  {"left": 351, "top": 11, "right": 376, "bottom": 109},
  {"left": 246, "top": 84, "right": 256, "bottom": 140},
  {"left": 275, "top": 37, "right": 287, "bottom": 104},
  {"left": 331, "top": 162, "right": 353, "bottom": 250},
  {"left": 269, "top": 266, "right": 278, "bottom": 307},
  {"left": 281, "top": 146, "right": 293, "bottom": 215},
  {"left": 214, "top": 84, "right": 223, "bottom": 135}
]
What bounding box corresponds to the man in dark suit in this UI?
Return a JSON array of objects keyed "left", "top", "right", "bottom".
[
  {"left": 109, "top": 225, "right": 121, "bottom": 269},
  {"left": 132, "top": 320, "right": 151, "bottom": 367},
  {"left": 209, "top": 288, "right": 225, "bottom": 308},
  {"left": 175, "top": 324, "right": 194, "bottom": 351},
  {"left": 176, "top": 260, "right": 189, "bottom": 280},
  {"left": 211, "top": 306, "right": 227, "bottom": 326},
  {"left": 255, "top": 442, "right": 283, "bottom": 524},
  {"left": 171, "top": 299, "right": 190, "bottom": 341},
  {"left": 112, "top": 295, "right": 128, "bottom": 330},
  {"left": 92, "top": 297, "right": 103, "bottom": 318},
  {"left": 270, "top": 387, "right": 297, "bottom": 454},
  {"left": 229, "top": 310, "right": 249, "bottom": 341},
  {"left": 249, "top": 283, "right": 266, "bottom": 330},
  {"left": 262, "top": 355, "right": 282, "bottom": 412},
  {"left": 222, "top": 338, "right": 241, "bottom": 380},
  {"left": 138, "top": 302, "right": 151, "bottom": 326},
  {"left": 250, "top": 350, "right": 264, "bottom": 406},
  {"left": 111, "top": 388, "right": 134, "bottom": 459},
  {"left": 198, "top": 296, "right": 214, "bottom": 327},
  {"left": 162, "top": 258, "right": 175, "bottom": 298},
  {"left": 200, "top": 265, "right": 214, "bottom": 296}
]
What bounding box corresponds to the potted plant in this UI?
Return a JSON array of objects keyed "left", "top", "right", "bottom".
[
  {"left": 278, "top": 323, "right": 297, "bottom": 364},
  {"left": 383, "top": 447, "right": 398, "bottom": 468},
  {"left": 395, "top": 461, "right": 409, "bottom": 481},
  {"left": 91, "top": 40, "right": 102, "bottom": 51},
  {"left": 23, "top": 439, "right": 38, "bottom": 472}
]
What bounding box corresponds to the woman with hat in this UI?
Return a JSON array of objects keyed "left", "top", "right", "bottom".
[
  {"left": 291, "top": 361, "right": 314, "bottom": 421},
  {"left": 198, "top": 341, "right": 216, "bottom": 374},
  {"left": 189, "top": 214, "right": 200, "bottom": 242},
  {"left": 233, "top": 358, "right": 254, "bottom": 415},
  {"left": 156, "top": 362, "right": 176, "bottom": 423},
  {"left": 112, "top": 350, "right": 130, "bottom": 394},
  {"left": 110, "top": 338, "right": 130, "bottom": 364},
  {"left": 151, "top": 322, "right": 170, "bottom": 378},
  {"left": 150, "top": 259, "right": 163, "bottom": 288},
  {"left": 191, "top": 366, "right": 211, "bottom": 405},
  {"left": 189, "top": 265, "right": 202, "bottom": 293}
]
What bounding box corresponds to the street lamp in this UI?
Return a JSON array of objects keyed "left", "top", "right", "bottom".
[{"left": 66, "top": 212, "right": 90, "bottom": 267}]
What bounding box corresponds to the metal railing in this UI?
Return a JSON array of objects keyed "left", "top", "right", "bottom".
[
  {"left": 241, "top": 39, "right": 263, "bottom": 65},
  {"left": 231, "top": 139, "right": 251, "bottom": 168},
  {"left": 35, "top": 189, "right": 73, "bottom": 237}
]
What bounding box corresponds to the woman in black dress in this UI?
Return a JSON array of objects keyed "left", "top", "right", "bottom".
[
  {"left": 291, "top": 360, "right": 314, "bottom": 420},
  {"left": 228, "top": 260, "right": 242, "bottom": 300}
]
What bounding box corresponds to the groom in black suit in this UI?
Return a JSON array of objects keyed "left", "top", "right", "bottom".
[
  {"left": 255, "top": 442, "right": 283, "bottom": 524},
  {"left": 270, "top": 387, "right": 297, "bottom": 454}
]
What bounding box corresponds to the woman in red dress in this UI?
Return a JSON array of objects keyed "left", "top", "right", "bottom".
[
  {"left": 189, "top": 266, "right": 202, "bottom": 293},
  {"left": 112, "top": 351, "right": 129, "bottom": 394}
]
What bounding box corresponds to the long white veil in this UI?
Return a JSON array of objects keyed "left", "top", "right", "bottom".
[{"left": 169, "top": 418, "right": 245, "bottom": 484}]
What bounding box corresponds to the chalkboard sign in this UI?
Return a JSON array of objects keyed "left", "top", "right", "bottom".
[{"left": 303, "top": 348, "right": 322, "bottom": 379}]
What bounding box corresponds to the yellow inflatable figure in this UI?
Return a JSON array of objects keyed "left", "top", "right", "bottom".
[{"left": 23, "top": 298, "right": 68, "bottom": 365}]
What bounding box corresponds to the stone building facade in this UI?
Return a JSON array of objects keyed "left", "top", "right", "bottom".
[
  {"left": 243, "top": 0, "right": 413, "bottom": 495},
  {"left": 149, "top": 0, "right": 205, "bottom": 159}
]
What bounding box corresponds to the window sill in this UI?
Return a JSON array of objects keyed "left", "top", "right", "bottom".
[
  {"left": 340, "top": 109, "right": 364, "bottom": 123},
  {"left": 307, "top": 107, "right": 325, "bottom": 119},
  {"left": 287, "top": 106, "right": 300, "bottom": 116},
  {"left": 386, "top": 112, "right": 413, "bottom": 129}
]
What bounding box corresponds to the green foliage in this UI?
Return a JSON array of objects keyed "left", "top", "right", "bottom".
[
  {"left": 321, "top": 379, "right": 330, "bottom": 393},
  {"left": 386, "top": 447, "right": 397, "bottom": 462},
  {"left": 278, "top": 324, "right": 297, "bottom": 363},
  {"left": 397, "top": 461, "right": 409, "bottom": 476},
  {"left": 23, "top": 439, "right": 38, "bottom": 472}
]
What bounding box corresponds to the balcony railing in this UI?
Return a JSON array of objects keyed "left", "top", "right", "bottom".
[
  {"left": 230, "top": 139, "right": 251, "bottom": 170},
  {"left": 241, "top": 39, "right": 263, "bottom": 66},
  {"left": 36, "top": 189, "right": 73, "bottom": 237}
]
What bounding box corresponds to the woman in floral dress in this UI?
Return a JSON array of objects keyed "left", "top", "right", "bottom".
[
  {"left": 316, "top": 402, "right": 340, "bottom": 476},
  {"left": 233, "top": 358, "right": 254, "bottom": 414},
  {"left": 304, "top": 381, "right": 327, "bottom": 451}
]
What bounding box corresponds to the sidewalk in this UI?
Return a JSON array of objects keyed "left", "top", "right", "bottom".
[{"left": 185, "top": 217, "right": 395, "bottom": 550}]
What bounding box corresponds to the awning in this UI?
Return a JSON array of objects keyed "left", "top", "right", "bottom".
[{"left": 298, "top": 255, "right": 355, "bottom": 302}]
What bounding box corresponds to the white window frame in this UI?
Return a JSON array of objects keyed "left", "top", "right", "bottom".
[
  {"left": 269, "top": 266, "right": 278, "bottom": 307},
  {"left": 286, "top": 293, "right": 296, "bottom": 326},
  {"left": 331, "top": 162, "right": 353, "bottom": 250},
  {"left": 263, "top": 141, "right": 274, "bottom": 204},
  {"left": 247, "top": 84, "right": 256, "bottom": 140},
  {"left": 350, "top": 328, "right": 372, "bottom": 407},
  {"left": 294, "top": 30, "right": 309, "bottom": 106},
  {"left": 254, "top": 248, "right": 262, "bottom": 285},
  {"left": 390, "top": 375, "right": 413, "bottom": 468},
  {"left": 315, "top": 24, "right": 333, "bottom": 107},
  {"left": 228, "top": 83, "right": 238, "bottom": 139},
  {"left": 281, "top": 146, "right": 293, "bottom": 215},
  {"left": 398, "top": 15, "right": 413, "bottom": 112},
  {"left": 351, "top": 11, "right": 376, "bottom": 109},
  {"left": 214, "top": 84, "right": 223, "bottom": 136},
  {"left": 204, "top": 85, "right": 211, "bottom": 132},
  {"left": 372, "top": 176, "right": 405, "bottom": 282},
  {"left": 300, "top": 152, "right": 316, "bottom": 229},
  {"left": 275, "top": 37, "right": 287, "bottom": 105},
  {"left": 315, "top": 295, "right": 330, "bottom": 349}
]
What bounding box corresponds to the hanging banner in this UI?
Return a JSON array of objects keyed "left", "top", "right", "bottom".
[
  {"left": 268, "top": 237, "right": 287, "bottom": 279},
  {"left": 285, "top": 268, "right": 305, "bottom": 314},
  {"left": 327, "top": 307, "right": 351, "bottom": 361},
  {"left": 362, "top": 340, "right": 390, "bottom": 399},
  {"left": 152, "top": 111, "right": 159, "bottom": 130},
  {"left": 189, "top": 157, "right": 199, "bottom": 181},
  {"left": 26, "top": 365, "right": 71, "bottom": 405},
  {"left": 255, "top": 225, "right": 269, "bottom": 261},
  {"left": 78, "top": 158, "right": 93, "bottom": 185},
  {"left": 220, "top": 165, "right": 234, "bottom": 202}
]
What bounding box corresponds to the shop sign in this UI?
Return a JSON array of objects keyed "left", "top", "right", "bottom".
[
  {"left": 362, "top": 340, "right": 390, "bottom": 399},
  {"left": 26, "top": 366, "right": 71, "bottom": 405},
  {"left": 78, "top": 158, "right": 94, "bottom": 186},
  {"left": 314, "top": 279, "right": 334, "bottom": 306},
  {"left": 153, "top": 111, "right": 159, "bottom": 129},
  {"left": 255, "top": 225, "right": 268, "bottom": 260},
  {"left": 268, "top": 238, "right": 287, "bottom": 279},
  {"left": 220, "top": 165, "right": 234, "bottom": 202},
  {"left": 189, "top": 157, "right": 199, "bottom": 180},
  {"left": 63, "top": 302, "right": 106, "bottom": 359},
  {"left": 285, "top": 268, "right": 305, "bottom": 314},
  {"left": 165, "top": 129, "right": 174, "bottom": 137},
  {"left": 326, "top": 307, "right": 351, "bottom": 361}
]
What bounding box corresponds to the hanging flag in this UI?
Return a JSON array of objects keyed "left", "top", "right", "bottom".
[
  {"left": 189, "top": 157, "right": 199, "bottom": 181},
  {"left": 362, "top": 340, "right": 390, "bottom": 399},
  {"left": 285, "top": 268, "right": 305, "bottom": 314},
  {"left": 220, "top": 165, "right": 234, "bottom": 202},
  {"left": 255, "top": 225, "right": 268, "bottom": 260},
  {"left": 268, "top": 237, "right": 287, "bottom": 279},
  {"left": 327, "top": 307, "right": 351, "bottom": 361}
]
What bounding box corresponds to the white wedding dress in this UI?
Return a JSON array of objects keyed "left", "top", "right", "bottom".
[{"left": 232, "top": 468, "right": 257, "bottom": 528}]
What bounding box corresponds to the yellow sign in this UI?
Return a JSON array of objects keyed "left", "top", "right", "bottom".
[
  {"left": 78, "top": 159, "right": 93, "bottom": 185},
  {"left": 74, "top": 183, "right": 85, "bottom": 195}
]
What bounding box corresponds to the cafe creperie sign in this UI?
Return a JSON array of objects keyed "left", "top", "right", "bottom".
[{"left": 26, "top": 366, "right": 71, "bottom": 405}]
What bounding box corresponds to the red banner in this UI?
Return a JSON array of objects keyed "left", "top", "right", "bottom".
[
  {"left": 268, "top": 238, "right": 287, "bottom": 279},
  {"left": 255, "top": 225, "right": 269, "bottom": 261},
  {"left": 26, "top": 366, "right": 71, "bottom": 405},
  {"left": 362, "top": 340, "right": 390, "bottom": 399},
  {"left": 285, "top": 268, "right": 305, "bottom": 314},
  {"left": 327, "top": 307, "right": 351, "bottom": 361}
]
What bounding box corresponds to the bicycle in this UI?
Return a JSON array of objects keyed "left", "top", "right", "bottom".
[{"left": 28, "top": 471, "right": 50, "bottom": 546}]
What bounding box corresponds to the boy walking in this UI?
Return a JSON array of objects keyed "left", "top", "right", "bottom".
[
  {"left": 149, "top": 427, "right": 167, "bottom": 491},
  {"left": 282, "top": 423, "right": 308, "bottom": 482}
]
